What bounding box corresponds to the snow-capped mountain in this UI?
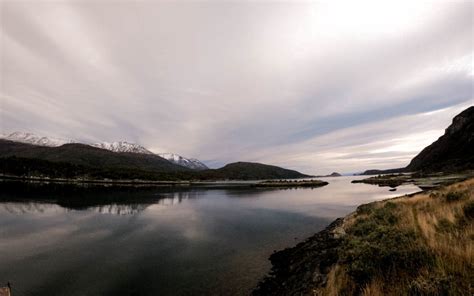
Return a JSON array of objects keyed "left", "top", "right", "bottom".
[
  {"left": 1, "top": 132, "right": 74, "bottom": 147},
  {"left": 91, "top": 141, "right": 154, "bottom": 154},
  {"left": 2, "top": 131, "right": 208, "bottom": 170},
  {"left": 158, "top": 153, "right": 209, "bottom": 170}
]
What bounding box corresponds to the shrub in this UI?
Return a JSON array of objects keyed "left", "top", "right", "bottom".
[
  {"left": 444, "top": 191, "right": 466, "bottom": 202},
  {"left": 435, "top": 218, "right": 455, "bottom": 233},
  {"left": 357, "top": 203, "right": 375, "bottom": 215},
  {"left": 463, "top": 201, "right": 474, "bottom": 220},
  {"left": 343, "top": 201, "right": 433, "bottom": 288},
  {"left": 343, "top": 228, "right": 432, "bottom": 286}
]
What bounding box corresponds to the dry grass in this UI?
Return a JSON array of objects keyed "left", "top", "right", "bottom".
[{"left": 318, "top": 178, "right": 474, "bottom": 296}]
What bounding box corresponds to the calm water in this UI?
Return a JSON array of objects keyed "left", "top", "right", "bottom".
[{"left": 0, "top": 177, "right": 420, "bottom": 296}]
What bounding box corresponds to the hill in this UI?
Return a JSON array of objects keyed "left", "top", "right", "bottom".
[
  {"left": 406, "top": 106, "right": 474, "bottom": 172},
  {"left": 361, "top": 106, "right": 474, "bottom": 175},
  {"left": 198, "top": 162, "right": 311, "bottom": 180},
  {"left": 1, "top": 131, "right": 210, "bottom": 170},
  {"left": 254, "top": 178, "right": 474, "bottom": 295},
  {"left": 359, "top": 168, "right": 405, "bottom": 176},
  {"left": 0, "top": 140, "right": 189, "bottom": 174},
  {"left": 0, "top": 141, "right": 310, "bottom": 181}
]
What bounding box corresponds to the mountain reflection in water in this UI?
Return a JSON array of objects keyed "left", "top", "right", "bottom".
[{"left": 0, "top": 177, "right": 421, "bottom": 296}]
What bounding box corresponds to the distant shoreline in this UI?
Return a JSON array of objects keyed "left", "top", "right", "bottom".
[{"left": 0, "top": 174, "right": 327, "bottom": 188}]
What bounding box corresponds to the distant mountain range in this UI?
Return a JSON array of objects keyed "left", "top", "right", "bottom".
[
  {"left": 0, "top": 132, "right": 206, "bottom": 170},
  {"left": 158, "top": 153, "right": 208, "bottom": 170},
  {"left": 91, "top": 141, "right": 154, "bottom": 155},
  {"left": 0, "top": 135, "right": 309, "bottom": 181},
  {"left": 360, "top": 106, "right": 474, "bottom": 175},
  {"left": 1, "top": 131, "right": 74, "bottom": 147}
]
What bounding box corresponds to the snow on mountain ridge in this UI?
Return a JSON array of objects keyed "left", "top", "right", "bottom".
[
  {"left": 91, "top": 141, "right": 154, "bottom": 154},
  {"left": 158, "top": 153, "right": 209, "bottom": 170},
  {"left": 2, "top": 131, "right": 208, "bottom": 170},
  {"left": 1, "top": 132, "right": 74, "bottom": 147}
]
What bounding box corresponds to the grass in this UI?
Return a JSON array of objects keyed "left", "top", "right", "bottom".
[{"left": 320, "top": 178, "right": 474, "bottom": 296}]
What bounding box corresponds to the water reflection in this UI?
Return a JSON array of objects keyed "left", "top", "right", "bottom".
[
  {"left": 0, "top": 177, "right": 421, "bottom": 296},
  {"left": 0, "top": 181, "right": 204, "bottom": 215}
]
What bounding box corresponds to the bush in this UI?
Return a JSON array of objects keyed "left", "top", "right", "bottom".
[
  {"left": 463, "top": 201, "right": 474, "bottom": 220},
  {"left": 435, "top": 218, "right": 455, "bottom": 233},
  {"left": 343, "top": 228, "right": 432, "bottom": 285},
  {"left": 356, "top": 203, "right": 375, "bottom": 215},
  {"left": 343, "top": 200, "right": 433, "bottom": 289},
  {"left": 444, "top": 191, "right": 466, "bottom": 202}
]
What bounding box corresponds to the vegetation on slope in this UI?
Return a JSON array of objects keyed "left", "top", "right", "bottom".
[
  {"left": 198, "top": 162, "right": 311, "bottom": 180},
  {"left": 0, "top": 142, "right": 310, "bottom": 181},
  {"left": 0, "top": 156, "right": 196, "bottom": 181},
  {"left": 327, "top": 179, "right": 473, "bottom": 295},
  {"left": 0, "top": 140, "right": 188, "bottom": 172},
  {"left": 255, "top": 178, "right": 474, "bottom": 295}
]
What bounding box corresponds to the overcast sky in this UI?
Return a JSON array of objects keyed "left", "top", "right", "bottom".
[{"left": 1, "top": 0, "right": 472, "bottom": 174}]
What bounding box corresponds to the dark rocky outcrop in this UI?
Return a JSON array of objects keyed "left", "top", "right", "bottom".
[
  {"left": 406, "top": 106, "right": 474, "bottom": 172},
  {"left": 253, "top": 219, "right": 344, "bottom": 296},
  {"left": 361, "top": 106, "right": 474, "bottom": 175}
]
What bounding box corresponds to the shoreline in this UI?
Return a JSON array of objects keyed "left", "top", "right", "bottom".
[
  {"left": 0, "top": 174, "right": 328, "bottom": 189},
  {"left": 253, "top": 178, "right": 474, "bottom": 295}
]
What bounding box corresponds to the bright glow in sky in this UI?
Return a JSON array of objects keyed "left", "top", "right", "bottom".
[{"left": 1, "top": 0, "right": 473, "bottom": 174}]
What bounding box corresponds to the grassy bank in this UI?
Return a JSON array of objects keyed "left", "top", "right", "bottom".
[{"left": 255, "top": 178, "right": 474, "bottom": 295}]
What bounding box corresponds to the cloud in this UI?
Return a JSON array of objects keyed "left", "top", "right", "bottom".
[{"left": 1, "top": 1, "right": 472, "bottom": 174}]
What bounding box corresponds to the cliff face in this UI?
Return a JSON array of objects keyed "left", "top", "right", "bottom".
[{"left": 406, "top": 106, "right": 474, "bottom": 172}]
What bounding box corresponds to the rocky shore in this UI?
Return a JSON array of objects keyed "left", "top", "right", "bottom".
[
  {"left": 253, "top": 218, "right": 345, "bottom": 295},
  {"left": 254, "top": 178, "right": 474, "bottom": 295}
]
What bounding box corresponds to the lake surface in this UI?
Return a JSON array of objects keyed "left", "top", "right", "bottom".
[{"left": 0, "top": 177, "right": 420, "bottom": 296}]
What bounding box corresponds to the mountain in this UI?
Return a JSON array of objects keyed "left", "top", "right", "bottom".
[
  {"left": 2, "top": 132, "right": 209, "bottom": 169},
  {"left": 0, "top": 141, "right": 311, "bottom": 181},
  {"left": 406, "top": 106, "right": 474, "bottom": 172},
  {"left": 0, "top": 132, "right": 74, "bottom": 147},
  {"left": 91, "top": 141, "right": 153, "bottom": 155},
  {"left": 158, "top": 153, "right": 208, "bottom": 170},
  {"left": 0, "top": 140, "right": 189, "bottom": 174},
  {"left": 198, "top": 162, "right": 312, "bottom": 180},
  {"left": 360, "top": 106, "right": 474, "bottom": 175}
]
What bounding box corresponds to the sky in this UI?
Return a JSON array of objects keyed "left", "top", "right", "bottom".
[{"left": 0, "top": 0, "right": 473, "bottom": 174}]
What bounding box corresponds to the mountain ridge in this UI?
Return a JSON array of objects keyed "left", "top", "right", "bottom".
[
  {"left": 1, "top": 131, "right": 207, "bottom": 170},
  {"left": 158, "top": 153, "right": 208, "bottom": 170},
  {"left": 360, "top": 106, "right": 474, "bottom": 175},
  {"left": 91, "top": 141, "right": 154, "bottom": 155},
  {"left": 0, "top": 141, "right": 310, "bottom": 181}
]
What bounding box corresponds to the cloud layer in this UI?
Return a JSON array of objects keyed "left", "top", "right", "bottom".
[{"left": 1, "top": 1, "right": 472, "bottom": 174}]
